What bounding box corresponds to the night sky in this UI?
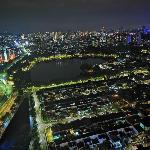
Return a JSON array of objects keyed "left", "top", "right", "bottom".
[{"left": 0, "top": 0, "right": 150, "bottom": 33}]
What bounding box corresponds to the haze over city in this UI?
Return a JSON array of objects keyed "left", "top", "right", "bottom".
[
  {"left": 0, "top": 1, "right": 150, "bottom": 150},
  {"left": 0, "top": 0, "right": 150, "bottom": 32}
]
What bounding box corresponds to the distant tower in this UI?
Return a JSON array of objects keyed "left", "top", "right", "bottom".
[
  {"left": 53, "top": 32, "right": 58, "bottom": 42},
  {"left": 0, "top": 54, "right": 3, "bottom": 63},
  {"left": 2, "top": 47, "right": 8, "bottom": 62},
  {"left": 127, "top": 34, "right": 132, "bottom": 44},
  {"left": 21, "top": 34, "right": 25, "bottom": 39},
  {"left": 137, "top": 32, "right": 142, "bottom": 45},
  {"left": 142, "top": 26, "right": 150, "bottom": 34},
  {"left": 100, "top": 27, "right": 107, "bottom": 43}
]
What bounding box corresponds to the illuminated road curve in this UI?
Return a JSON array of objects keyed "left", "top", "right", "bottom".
[
  {"left": 26, "top": 66, "right": 149, "bottom": 93},
  {"left": 22, "top": 53, "right": 119, "bottom": 72}
]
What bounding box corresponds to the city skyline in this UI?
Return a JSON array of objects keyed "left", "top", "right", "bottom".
[
  {"left": 0, "top": 0, "right": 150, "bottom": 33},
  {"left": 0, "top": 1, "right": 150, "bottom": 149}
]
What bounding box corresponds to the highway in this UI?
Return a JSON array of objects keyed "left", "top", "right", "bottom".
[
  {"left": 0, "top": 92, "right": 18, "bottom": 118},
  {"left": 0, "top": 92, "right": 18, "bottom": 138}
]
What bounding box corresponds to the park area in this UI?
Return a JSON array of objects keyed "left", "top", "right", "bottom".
[{"left": 0, "top": 72, "right": 13, "bottom": 106}]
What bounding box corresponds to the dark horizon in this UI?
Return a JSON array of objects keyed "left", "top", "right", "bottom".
[{"left": 0, "top": 0, "right": 150, "bottom": 33}]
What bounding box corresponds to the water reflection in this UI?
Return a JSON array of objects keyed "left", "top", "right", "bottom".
[
  {"left": 31, "top": 58, "right": 104, "bottom": 84},
  {"left": 0, "top": 99, "right": 30, "bottom": 150}
]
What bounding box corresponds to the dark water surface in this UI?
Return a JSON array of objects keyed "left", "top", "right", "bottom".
[
  {"left": 0, "top": 100, "right": 30, "bottom": 150},
  {"left": 31, "top": 58, "right": 104, "bottom": 84}
]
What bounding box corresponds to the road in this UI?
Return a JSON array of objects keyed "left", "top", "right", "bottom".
[
  {"left": 32, "top": 92, "right": 48, "bottom": 150},
  {"left": 0, "top": 92, "right": 18, "bottom": 138},
  {"left": 0, "top": 92, "right": 18, "bottom": 118}
]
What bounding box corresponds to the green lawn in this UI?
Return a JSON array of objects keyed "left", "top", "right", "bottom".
[{"left": 0, "top": 72, "right": 13, "bottom": 106}]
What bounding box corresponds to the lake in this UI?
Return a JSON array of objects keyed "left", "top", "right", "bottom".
[{"left": 31, "top": 58, "right": 104, "bottom": 84}]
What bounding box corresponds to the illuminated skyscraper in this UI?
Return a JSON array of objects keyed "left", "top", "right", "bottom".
[
  {"left": 3, "top": 47, "right": 8, "bottom": 62},
  {"left": 127, "top": 34, "right": 132, "bottom": 44},
  {"left": 100, "top": 27, "right": 107, "bottom": 44}
]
